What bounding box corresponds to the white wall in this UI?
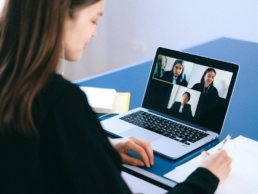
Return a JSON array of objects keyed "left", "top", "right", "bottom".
[
  {"left": 0, "top": 0, "right": 4, "bottom": 11},
  {"left": 65, "top": 0, "right": 258, "bottom": 81},
  {"left": 1, "top": 0, "right": 257, "bottom": 80}
]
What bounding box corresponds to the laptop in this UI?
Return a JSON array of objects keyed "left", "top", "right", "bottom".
[{"left": 101, "top": 47, "right": 239, "bottom": 159}]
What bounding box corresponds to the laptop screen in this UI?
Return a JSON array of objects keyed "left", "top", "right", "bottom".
[{"left": 143, "top": 48, "right": 239, "bottom": 134}]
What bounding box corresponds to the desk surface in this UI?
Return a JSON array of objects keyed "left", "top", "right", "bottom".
[{"left": 78, "top": 37, "right": 258, "bottom": 186}]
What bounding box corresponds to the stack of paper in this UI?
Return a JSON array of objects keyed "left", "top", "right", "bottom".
[
  {"left": 164, "top": 135, "right": 258, "bottom": 194},
  {"left": 80, "top": 86, "right": 130, "bottom": 114}
]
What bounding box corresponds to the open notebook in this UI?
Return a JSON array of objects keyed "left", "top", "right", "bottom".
[{"left": 164, "top": 135, "right": 258, "bottom": 194}]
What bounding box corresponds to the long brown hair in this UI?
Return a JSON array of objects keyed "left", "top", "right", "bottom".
[{"left": 0, "top": 0, "right": 101, "bottom": 134}]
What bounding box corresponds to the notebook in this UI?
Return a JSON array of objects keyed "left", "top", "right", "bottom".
[
  {"left": 101, "top": 47, "right": 239, "bottom": 159},
  {"left": 80, "top": 86, "right": 131, "bottom": 114}
]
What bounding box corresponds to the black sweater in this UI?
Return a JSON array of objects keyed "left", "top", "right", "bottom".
[{"left": 0, "top": 74, "right": 219, "bottom": 194}]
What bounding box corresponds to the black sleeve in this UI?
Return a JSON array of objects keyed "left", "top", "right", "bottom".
[
  {"left": 45, "top": 83, "right": 132, "bottom": 194},
  {"left": 167, "top": 167, "right": 219, "bottom": 194}
]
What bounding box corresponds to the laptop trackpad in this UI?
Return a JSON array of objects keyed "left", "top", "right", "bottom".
[{"left": 120, "top": 127, "right": 161, "bottom": 142}]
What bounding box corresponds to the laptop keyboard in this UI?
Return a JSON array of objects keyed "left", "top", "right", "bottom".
[{"left": 120, "top": 111, "right": 209, "bottom": 145}]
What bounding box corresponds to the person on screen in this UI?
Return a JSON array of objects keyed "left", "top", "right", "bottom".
[
  {"left": 192, "top": 67, "right": 219, "bottom": 98},
  {"left": 154, "top": 55, "right": 166, "bottom": 78},
  {"left": 0, "top": 0, "right": 231, "bottom": 193},
  {"left": 192, "top": 67, "right": 220, "bottom": 130},
  {"left": 163, "top": 59, "right": 188, "bottom": 86},
  {"left": 170, "top": 92, "right": 193, "bottom": 121}
]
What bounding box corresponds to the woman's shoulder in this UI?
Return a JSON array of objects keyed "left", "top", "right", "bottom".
[
  {"left": 171, "top": 101, "right": 180, "bottom": 107},
  {"left": 174, "top": 101, "right": 180, "bottom": 105},
  {"left": 33, "top": 73, "right": 94, "bottom": 131},
  {"left": 39, "top": 73, "right": 87, "bottom": 106},
  {"left": 180, "top": 77, "right": 188, "bottom": 86},
  {"left": 46, "top": 73, "right": 81, "bottom": 92},
  {"left": 47, "top": 74, "right": 84, "bottom": 95},
  {"left": 185, "top": 103, "right": 191, "bottom": 107},
  {"left": 192, "top": 82, "right": 201, "bottom": 87},
  {"left": 211, "top": 85, "right": 218, "bottom": 91},
  {"left": 192, "top": 83, "right": 202, "bottom": 90}
]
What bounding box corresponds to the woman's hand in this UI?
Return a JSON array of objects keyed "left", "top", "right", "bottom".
[
  {"left": 200, "top": 150, "right": 232, "bottom": 182},
  {"left": 110, "top": 137, "right": 154, "bottom": 167}
]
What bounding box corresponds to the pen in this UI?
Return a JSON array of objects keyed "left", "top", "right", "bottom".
[{"left": 217, "top": 133, "right": 232, "bottom": 151}]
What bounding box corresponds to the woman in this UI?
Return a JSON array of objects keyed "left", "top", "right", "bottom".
[
  {"left": 192, "top": 67, "right": 219, "bottom": 98},
  {"left": 154, "top": 55, "right": 166, "bottom": 78},
  {"left": 191, "top": 68, "right": 220, "bottom": 130},
  {"left": 0, "top": 1, "right": 231, "bottom": 193},
  {"left": 163, "top": 59, "right": 188, "bottom": 86},
  {"left": 170, "top": 92, "right": 193, "bottom": 121}
]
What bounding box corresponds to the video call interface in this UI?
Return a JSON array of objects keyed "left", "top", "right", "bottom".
[{"left": 143, "top": 54, "right": 234, "bottom": 133}]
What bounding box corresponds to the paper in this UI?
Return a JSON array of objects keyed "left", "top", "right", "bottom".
[
  {"left": 80, "top": 86, "right": 130, "bottom": 114},
  {"left": 80, "top": 86, "right": 116, "bottom": 113},
  {"left": 164, "top": 136, "right": 258, "bottom": 194}
]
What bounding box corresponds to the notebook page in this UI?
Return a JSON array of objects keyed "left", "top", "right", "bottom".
[{"left": 164, "top": 136, "right": 258, "bottom": 194}]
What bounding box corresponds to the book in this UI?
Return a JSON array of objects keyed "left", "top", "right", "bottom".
[{"left": 80, "top": 86, "right": 130, "bottom": 114}]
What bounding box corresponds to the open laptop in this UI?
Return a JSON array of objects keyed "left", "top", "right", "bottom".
[{"left": 101, "top": 47, "right": 239, "bottom": 159}]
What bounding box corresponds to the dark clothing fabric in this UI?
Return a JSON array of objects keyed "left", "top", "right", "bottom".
[
  {"left": 191, "top": 83, "right": 221, "bottom": 131},
  {"left": 162, "top": 71, "right": 188, "bottom": 87},
  {"left": 170, "top": 102, "right": 193, "bottom": 121},
  {"left": 192, "top": 83, "right": 219, "bottom": 99},
  {"left": 0, "top": 74, "right": 219, "bottom": 194},
  {"left": 192, "top": 83, "right": 219, "bottom": 117},
  {"left": 170, "top": 167, "right": 219, "bottom": 194}
]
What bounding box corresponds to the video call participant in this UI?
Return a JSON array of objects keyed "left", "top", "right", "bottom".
[
  {"left": 192, "top": 67, "right": 219, "bottom": 98},
  {"left": 163, "top": 59, "right": 188, "bottom": 86},
  {"left": 192, "top": 68, "right": 221, "bottom": 131},
  {"left": 154, "top": 55, "right": 166, "bottom": 78},
  {"left": 170, "top": 92, "right": 193, "bottom": 121},
  {"left": 0, "top": 0, "right": 231, "bottom": 193}
]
